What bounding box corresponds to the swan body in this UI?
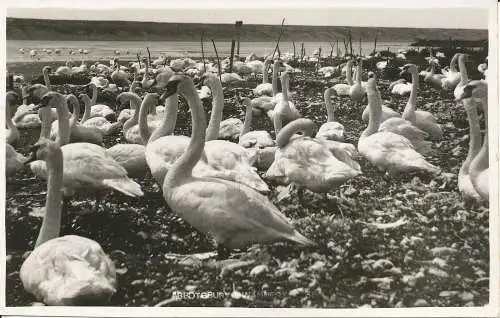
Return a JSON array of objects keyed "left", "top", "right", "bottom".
[
  {"left": 106, "top": 144, "right": 149, "bottom": 178},
  {"left": 267, "top": 71, "right": 301, "bottom": 133},
  {"left": 6, "top": 144, "right": 27, "bottom": 177},
  {"left": 221, "top": 72, "right": 243, "bottom": 84},
  {"left": 389, "top": 79, "right": 412, "bottom": 96},
  {"left": 316, "top": 87, "right": 344, "bottom": 141},
  {"left": 218, "top": 117, "right": 243, "bottom": 140},
  {"left": 265, "top": 118, "right": 361, "bottom": 192},
  {"left": 21, "top": 140, "right": 116, "bottom": 306},
  {"left": 361, "top": 103, "right": 399, "bottom": 123},
  {"left": 424, "top": 61, "right": 446, "bottom": 90},
  {"left": 358, "top": 76, "right": 440, "bottom": 175},
  {"left": 162, "top": 75, "right": 315, "bottom": 255},
  {"left": 453, "top": 54, "right": 470, "bottom": 102}
]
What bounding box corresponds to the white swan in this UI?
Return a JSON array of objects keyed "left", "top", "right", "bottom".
[
  {"left": 252, "top": 59, "right": 273, "bottom": 96},
  {"left": 400, "top": 64, "right": 443, "bottom": 139},
  {"left": 238, "top": 97, "right": 276, "bottom": 170},
  {"left": 377, "top": 69, "right": 433, "bottom": 156},
  {"left": 161, "top": 75, "right": 315, "bottom": 259},
  {"left": 50, "top": 95, "right": 104, "bottom": 146},
  {"left": 316, "top": 87, "right": 345, "bottom": 141},
  {"left": 31, "top": 92, "right": 144, "bottom": 207},
  {"left": 5, "top": 91, "right": 21, "bottom": 145},
  {"left": 250, "top": 61, "right": 284, "bottom": 114},
  {"left": 116, "top": 92, "right": 161, "bottom": 145},
  {"left": 441, "top": 53, "right": 461, "bottom": 90},
  {"left": 424, "top": 60, "right": 446, "bottom": 90},
  {"left": 457, "top": 86, "right": 482, "bottom": 200},
  {"left": 13, "top": 86, "right": 43, "bottom": 128},
  {"left": 265, "top": 118, "right": 361, "bottom": 193},
  {"left": 453, "top": 53, "right": 470, "bottom": 102},
  {"left": 27, "top": 66, "right": 52, "bottom": 101},
  {"left": 21, "top": 140, "right": 116, "bottom": 305},
  {"left": 460, "top": 80, "right": 489, "bottom": 201},
  {"left": 6, "top": 144, "right": 27, "bottom": 178},
  {"left": 267, "top": 71, "right": 301, "bottom": 135},
  {"left": 388, "top": 79, "right": 412, "bottom": 96},
  {"left": 358, "top": 77, "right": 440, "bottom": 176},
  {"left": 87, "top": 83, "right": 117, "bottom": 121},
  {"left": 203, "top": 74, "right": 243, "bottom": 140},
  {"left": 79, "top": 94, "right": 121, "bottom": 136},
  {"left": 349, "top": 58, "right": 367, "bottom": 102}
]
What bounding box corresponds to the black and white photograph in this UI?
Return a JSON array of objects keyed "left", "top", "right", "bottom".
[{"left": 2, "top": 0, "right": 498, "bottom": 316}]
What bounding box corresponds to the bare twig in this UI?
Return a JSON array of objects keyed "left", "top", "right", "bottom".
[
  {"left": 359, "top": 36, "right": 362, "bottom": 56},
  {"left": 201, "top": 31, "right": 206, "bottom": 73},
  {"left": 270, "top": 18, "right": 286, "bottom": 61},
  {"left": 136, "top": 53, "right": 141, "bottom": 69},
  {"left": 211, "top": 39, "right": 222, "bottom": 82},
  {"left": 292, "top": 41, "right": 296, "bottom": 59},
  {"left": 373, "top": 32, "right": 378, "bottom": 54}
]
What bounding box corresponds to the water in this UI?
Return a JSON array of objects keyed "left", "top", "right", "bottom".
[{"left": 7, "top": 40, "right": 413, "bottom": 63}]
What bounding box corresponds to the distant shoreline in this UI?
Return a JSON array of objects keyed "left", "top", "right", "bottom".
[{"left": 7, "top": 17, "right": 487, "bottom": 43}]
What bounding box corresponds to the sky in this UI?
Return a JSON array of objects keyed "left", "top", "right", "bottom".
[{"left": 5, "top": 0, "right": 491, "bottom": 29}]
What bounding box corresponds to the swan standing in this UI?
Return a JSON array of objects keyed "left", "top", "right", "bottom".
[
  {"left": 21, "top": 140, "right": 116, "bottom": 305},
  {"left": 267, "top": 71, "right": 301, "bottom": 135},
  {"left": 161, "top": 75, "right": 315, "bottom": 259},
  {"left": 349, "top": 58, "right": 366, "bottom": 102}
]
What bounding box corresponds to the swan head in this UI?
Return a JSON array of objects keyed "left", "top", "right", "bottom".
[
  {"left": 458, "top": 80, "right": 488, "bottom": 101},
  {"left": 35, "top": 91, "right": 65, "bottom": 111},
  {"left": 399, "top": 64, "right": 417, "bottom": 76},
  {"left": 160, "top": 75, "right": 185, "bottom": 101},
  {"left": 42, "top": 66, "right": 52, "bottom": 74},
  {"left": 25, "top": 139, "right": 61, "bottom": 165}
]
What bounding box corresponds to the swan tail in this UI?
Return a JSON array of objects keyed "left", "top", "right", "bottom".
[
  {"left": 287, "top": 230, "right": 317, "bottom": 247},
  {"left": 102, "top": 178, "right": 144, "bottom": 197}
]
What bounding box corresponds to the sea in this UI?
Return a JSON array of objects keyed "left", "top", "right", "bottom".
[{"left": 7, "top": 40, "right": 414, "bottom": 63}]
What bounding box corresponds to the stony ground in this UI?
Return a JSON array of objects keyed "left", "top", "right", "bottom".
[{"left": 5, "top": 58, "right": 489, "bottom": 308}]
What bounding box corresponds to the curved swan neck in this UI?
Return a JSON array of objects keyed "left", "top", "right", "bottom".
[
  {"left": 272, "top": 63, "right": 280, "bottom": 96},
  {"left": 54, "top": 96, "right": 71, "bottom": 146},
  {"left": 90, "top": 84, "right": 98, "bottom": 105},
  {"left": 148, "top": 93, "right": 179, "bottom": 144},
  {"left": 81, "top": 95, "right": 91, "bottom": 122},
  {"left": 43, "top": 69, "right": 52, "bottom": 90},
  {"left": 240, "top": 99, "right": 253, "bottom": 137},
  {"left": 402, "top": 69, "right": 419, "bottom": 119},
  {"left": 67, "top": 95, "right": 80, "bottom": 128},
  {"left": 449, "top": 54, "right": 459, "bottom": 73},
  {"left": 165, "top": 79, "right": 207, "bottom": 186},
  {"left": 22, "top": 87, "right": 29, "bottom": 105},
  {"left": 355, "top": 60, "right": 362, "bottom": 84},
  {"left": 362, "top": 80, "right": 382, "bottom": 138},
  {"left": 280, "top": 74, "right": 290, "bottom": 102},
  {"left": 346, "top": 60, "right": 354, "bottom": 86},
  {"left": 38, "top": 107, "right": 52, "bottom": 141},
  {"left": 122, "top": 93, "right": 142, "bottom": 131},
  {"left": 276, "top": 118, "right": 315, "bottom": 149},
  {"left": 138, "top": 94, "right": 156, "bottom": 145},
  {"left": 460, "top": 99, "right": 482, "bottom": 173},
  {"left": 262, "top": 61, "right": 271, "bottom": 84},
  {"left": 324, "top": 88, "right": 335, "bottom": 122},
  {"left": 471, "top": 95, "right": 488, "bottom": 174},
  {"left": 35, "top": 144, "right": 64, "bottom": 247},
  {"left": 458, "top": 55, "right": 469, "bottom": 84},
  {"left": 205, "top": 77, "right": 224, "bottom": 141}
]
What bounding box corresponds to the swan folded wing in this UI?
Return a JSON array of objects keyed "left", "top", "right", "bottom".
[
  {"left": 317, "top": 122, "right": 345, "bottom": 141},
  {"left": 169, "top": 179, "right": 307, "bottom": 248},
  {"left": 20, "top": 236, "right": 116, "bottom": 305},
  {"left": 379, "top": 118, "right": 429, "bottom": 140}
]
